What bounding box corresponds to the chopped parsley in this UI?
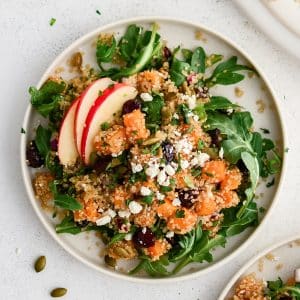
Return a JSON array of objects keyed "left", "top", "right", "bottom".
[
  {"left": 175, "top": 209, "right": 185, "bottom": 218},
  {"left": 21, "top": 127, "right": 26, "bottom": 134},
  {"left": 49, "top": 18, "right": 56, "bottom": 26},
  {"left": 96, "top": 9, "right": 101, "bottom": 15}
]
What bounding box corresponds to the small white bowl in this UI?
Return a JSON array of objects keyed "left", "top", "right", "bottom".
[
  {"left": 219, "top": 234, "right": 300, "bottom": 299},
  {"left": 20, "top": 16, "right": 287, "bottom": 282}
]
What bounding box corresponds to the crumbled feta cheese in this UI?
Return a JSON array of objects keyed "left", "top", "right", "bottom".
[
  {"left": 140, "top": 186, "right": 152, "bottom": 196},
  {"left": 96, "top": 215, "right": 111, "bottom": 226},
  {"left": 107, "top": 209, "right": 117, "bottom": 218},
  {"left": 142, "top": 227, "right": 147, "bottom": 234},
  {"left": 124, "top": 233, "right": 133, "bottom": 241},
  {"left": 128, "top": 201, "right": 143, "bottom": 214},
  {"left": 180, "top": 159, "right": 189, "bottom": 170},
  {"left": 165, "top": 164, "right": 176, "bottom": 176},
  {"left": 155, "top": 191, "right": 165, "bottom": 201},
  {"left": 112, "top": 151, "right": 122, "bottom": 157},
  {"left": 193, "top": 114, "right": 199, "bottom": 122},
  {"left": 140, "top": 92, "right": 153, "bottom": 102},
  {"left": 157, "top": 170, "right": 167, "bottom": 185},
  {"left": 131, "top": 162, "right": 143, "bottom": 173},
  {"left": 166, "top": 231, "right": 174, "bottom": 238},
  {"left": 145, "top": 164, "right": 160, "bottom": 178},
  {"left": 182, "top": 94, "right": 197, "bottom": 109},
  {"left": 172, "top": 198, "right": 181, "bottom": 206},
  {"left": 219, "top": 147, "right": 224, "bottom": 159},
  {"left": 160, "top": 177, "right": 170, "bottom": 187},
  {"left": 174, "top": 130, "right": 181, "bottom": 137},
  {"left": 170, "top": 162, "right": 178, "bottom": 170},
  {"left": 175, "top": 138, "right": 193, "bottom": 155},
  {"left": 191, "top": 152, "right": 210, "bottom": 167},
  {"left": 118, "top": 210, "right": 131, "bottom": 218},
  {"left": 173, "top": 113, "right": 179, "bottom": 119}
]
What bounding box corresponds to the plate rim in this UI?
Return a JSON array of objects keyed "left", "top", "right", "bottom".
[
  {"left": 20, "top": 16, "right": 287, "bottom": 283},
  {"left": 233, "top": 0, "right": 300, "bottom": 61},
  {"left": 218, "top": 234, "right": 300, "bottom": 300}
]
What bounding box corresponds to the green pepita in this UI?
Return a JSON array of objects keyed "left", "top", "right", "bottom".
[
  {"left": 50, "top": 288, "right": 67, "bottom": 298},
  {"left": 114, "top": 247, "right": 129, "bottom": 258},
  {"left": 34, "top": 256, "right": 46, "bottom": 272},
  {"left": 104, "top": 255, "right": 116, "bottom": 268}
]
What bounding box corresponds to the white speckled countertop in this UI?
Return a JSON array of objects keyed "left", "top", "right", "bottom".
[{"left": 0, "top": 0, "right": 299, "bottom": 299}]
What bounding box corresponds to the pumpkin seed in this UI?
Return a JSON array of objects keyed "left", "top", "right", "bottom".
[
  {"left": 34, "top": 256, "right": 46, "bottom": 272},
  {"left": 50, "top": 288, "right": 67, "bottom": 298},
  {"left": 104, "top": 255, "right": 116, "bottom": 267},
  {"left": 114, "top": 247, "right": 130, "bottom": 258}
]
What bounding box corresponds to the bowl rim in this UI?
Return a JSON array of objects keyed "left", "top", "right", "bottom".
[
  {"left": 218, "top": 234, "right": 300, "bottom": 299},
  {"left": 20, "top": 16, "right": 287, "bottom": 283}
]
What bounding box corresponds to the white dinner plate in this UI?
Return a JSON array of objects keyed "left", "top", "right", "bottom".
[
  {"left": 20, "top": 17, "right": 286, "bottom": 282},
  {"left": 219, "top": 235, "right": 300, "bottom": 299},
  {"left": 234, "top": 0, "right": 300, "bottom": 60}
]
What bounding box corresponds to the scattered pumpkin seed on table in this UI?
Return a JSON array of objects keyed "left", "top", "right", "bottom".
[
  {"left": 50, "top": 288, "right": 67, "bottom": 298},
  {"left": 34, "top": 255, "right": 46, "bottom": 272}
]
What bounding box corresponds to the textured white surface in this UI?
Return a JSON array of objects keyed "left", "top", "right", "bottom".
[{"left": 0, "top": 0, "right": 299, "bottom": 299}]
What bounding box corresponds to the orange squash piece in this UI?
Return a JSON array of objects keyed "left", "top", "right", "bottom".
[
  {"left": 123, "top": 109, "right": 149, "bottom": 142},
  {"left": 202, "top": 160, "right": 226, "bottom": 183}
]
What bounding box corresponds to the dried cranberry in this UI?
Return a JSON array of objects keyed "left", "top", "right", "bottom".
[
  {"left": 122, "top": 99, "right": 141, "bottom": 115},
  {"left": 162, "top": 140, "right": 175, "bottom": 163},
  {"left": 133, "top": 227, "right": 155, "bottom": 248},
  {"left": 76, "top": 220, "right": 89, "bottom": 228},
  {"left": 208, "top": 129, "right": 222, "bottom": 148},
  {"left": 114, "top": 217, "right": 124, "bottom": 230},
  {"left": 50, "top": 138, "right": 58, "bottom": 151},
  {"left": 177, "top": 189, "right": 199, "bottom": 208},
  {"left": 26, "top": 140, "right": 44, "bottom": 168},
  {"left": 93, "top": 156, "right": 111, "bottom": 172},
  {"left": 163, "top": 47, "right": 172, "bottom": 60}
]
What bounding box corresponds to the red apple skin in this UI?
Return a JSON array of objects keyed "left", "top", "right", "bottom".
[
  {"left": 81, "top": 83, "right": 138, "bottom": 165},
  {"left": 58, "top": 98, "right": 79, "bottom": 166},
  {"left": 74, "top": 78, "right": 114, "bottom": 154}
]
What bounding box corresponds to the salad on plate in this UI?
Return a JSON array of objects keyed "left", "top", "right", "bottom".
[{"left": 25, "top": 23, "right": 281, "bottom": 276}]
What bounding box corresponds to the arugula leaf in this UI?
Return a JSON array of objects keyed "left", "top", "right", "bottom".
[
  {"left": 205, "top": 56, "right": 256, "bottom": 87},
  {"left": 129, "top": 257, "right": 169, "bottom": 277},
  {"left": 50, "top": 181, "right": 82, "bottom": 211},
  {"left": 204, "top": 96, "right": 240, "bottom": 111},
  {"left": 112, "top": 23, "right": 161, "bottom": 79},
  {"left": 221, "top": 201, "right": 258, "bottom": 236},
  {"left": 266, "top": 277, "right": 300, "bottom": 299},
  {"left": 35, "top": 125, "right": 52, "bottom": 158},
  {"left": 96, "top": 36, "right": 117, "bottom": 64},
  {"left": 190, "top": 47, "right": 206, "bottom": 73},
  {"left": 119, "top": 24, "right": 142, "bottom": 63},
  {"left": 55, "top": 214, "right": 81, "bottom": 234},
  {"left": 170, "top": 57, "right": 190, "bottom": 86},
  {"left": 169, "top": 226, "right": 201, "bottom": 262},
  {"left": 172, "top": 231, "right": 226, "bottom": 274},
  {"left": 29, "top": 80, "right": 65, "bottom": 117},
  {"left": 107, "top": 232, "right": 127, "bottom": 246},
  {"left": 54, "top": 194, "right": 82, "bottom": 210}
]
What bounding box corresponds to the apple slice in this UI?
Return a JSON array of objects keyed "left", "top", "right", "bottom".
[
  {"left": 81, "top": 83, "right": 138, "bottom": 164},
  {"left": 58, "top": 98, "right": 79, "bottom": 166},
  {"left": 74, "top": 77, "right": 114, "bottom": 153}
]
